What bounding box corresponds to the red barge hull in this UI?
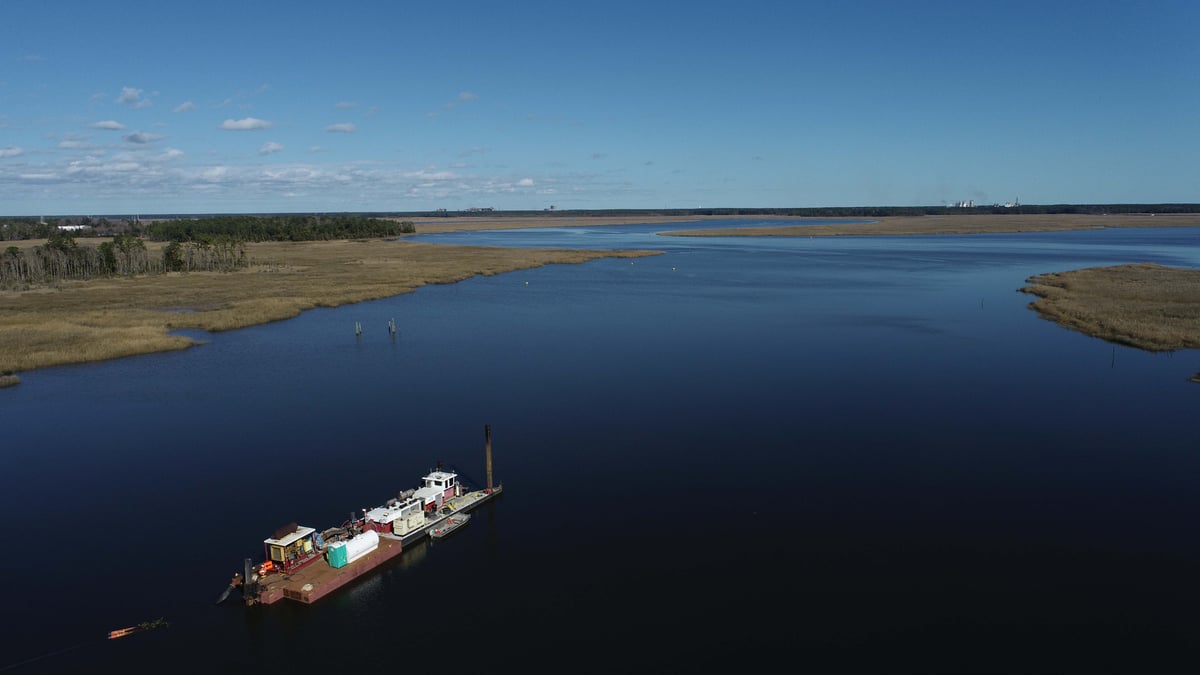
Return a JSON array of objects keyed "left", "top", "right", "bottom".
[{"left": 256, "top": 533, "right": 405, "bottom": 605}]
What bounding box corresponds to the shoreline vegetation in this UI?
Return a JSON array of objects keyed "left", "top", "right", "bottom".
[
  {"left": 0, "top": 238, "right": 660, "bottom": 378},
  {"left": 3, "top": 211, "right": 1199, "bottom": 384},
  {"left": 1019, "top": 263, "right": 1200, "bottom": 353}
]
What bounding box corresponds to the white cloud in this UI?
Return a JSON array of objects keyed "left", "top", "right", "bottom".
[
  {"left": 403, "top": 169, "right": 458, "bottom": 181},
  {"left": 325, "top": 123, "right": 357, "bottom": 133},
  {"left": 458, "top": 91, "right": 479, "bottom": 101},
  {"left": 0, "top": 147, "right": 24, "bottom": 158},
  {"left": 220, "top": 117, "right": 272, "bottom": 130},
  {"left": 259, "top": 141, "right": 285, "bottom": 155},
  {"left": 0, "top": 148, "right": 633, "bottom": 213},
  {"left": 89, "top": 120, "right": 127, "bottom": 130},
  {"left": 117, "top": 86, "right": 151, "bottom": 108},
  {"left": 22, "top": 54, "right": 43, "bottom": 62},
  {"left": 58, "top": 139, "right": 92, "bottom": 149},
  {"left": 173, "top": 101, "right": 195, "bottom": 113},
  {"left": 123, "top": 132, "right": 166, "bottom": 144},
  {"left": 117, "top": 87, "right": 142, "bottom": 104},
  {"left": 335, "top": 101, "right": 358, "bottom": 109},
  {"left": 309, "top": 146, "right": 324, "bottom": 153}
]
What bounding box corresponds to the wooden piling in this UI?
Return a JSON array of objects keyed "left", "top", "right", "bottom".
[{"left": 484, "top": 424, "right": 493, "bottom": 493}]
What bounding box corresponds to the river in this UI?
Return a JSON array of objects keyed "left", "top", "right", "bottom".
[{"left": 1, "top": 220, "right": 1198, "bottom": 673}]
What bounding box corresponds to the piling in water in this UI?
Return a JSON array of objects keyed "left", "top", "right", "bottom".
[{"left": 484, "top": 424, "right": 493, "bottom": 492}]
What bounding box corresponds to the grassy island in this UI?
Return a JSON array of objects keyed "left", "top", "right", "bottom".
[
  {"left": 0, "top": 238, "right": 660, "bottom": 378},
  {"left": 1020, "top": 263, "right": 1200, "bottom": 359}
]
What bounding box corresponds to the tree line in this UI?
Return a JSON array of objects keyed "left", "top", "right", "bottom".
[
  {"left": 142, "top": 215, "right": 415, "bottom": 242},
  {"left": 0, "top": 215, "right": 420, "bottom": 286},
  {"left": 1, "top": 215, "right": 416, "bottom": 242},
  {"left": 1, "top": 232, "right": 247, "bottom": 287}
]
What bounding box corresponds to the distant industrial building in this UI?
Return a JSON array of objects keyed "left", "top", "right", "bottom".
[{"left": 948, "top": 196, "right": 1020, "bottom": 208}]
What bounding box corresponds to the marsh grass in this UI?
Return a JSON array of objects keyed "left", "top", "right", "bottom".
[
  {"left": 0, "top": 374, "right": 18, "bottom": 388},
  {"left": 6, "top": 217, "right": 1197, "bottom": 381},
  {"left": 664, "top": 213, "right": 1200, "bottom": 237},
  {"left": 1020, "top": 263, "right": 1200, "bottom": 352},
  {"left": 0, "top": 239, "right": 660, "bottom": 375}
]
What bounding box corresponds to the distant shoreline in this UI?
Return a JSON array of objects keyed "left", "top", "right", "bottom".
[
  {"left": 405, "top": 214, "right": 1200, "bottom": 379},
  {"left": 0, "top": 240, "right": 660, "bottom": 380},
  {"left": 387, "top": 212, "right": 1200, "bottom": 237},
  {"left": 3, "top": 213, "right": 1198, "bottom": 385},
  {"left": 660, "top": 213, "right": 1200, "bottom": 237}
]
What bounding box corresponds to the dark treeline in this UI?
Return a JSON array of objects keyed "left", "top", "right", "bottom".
[
  {"left": 1, "top": 232, "right": 247, "bottom": 287},
  {"left": 0, "top": 215, "right": 415, "bottom": 242},
  {"left": 143, "top": 215, "right": 415, "bottom": 242}
]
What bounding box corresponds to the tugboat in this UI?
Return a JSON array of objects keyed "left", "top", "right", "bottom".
[{"left": 220, "top": 425, "right": 503, "bottom": 607}]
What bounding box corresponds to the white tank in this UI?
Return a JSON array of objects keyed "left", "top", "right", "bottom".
[{"left": 343, "top": 529, "right": 380, "bottom": 565}]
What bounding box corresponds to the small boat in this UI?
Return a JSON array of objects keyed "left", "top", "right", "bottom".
[
  {"left": 430, "top": 513, "right": 471, "bottom": 539},
  {"left": 108, "top": 618, "right": 169, "bottom": 640}
]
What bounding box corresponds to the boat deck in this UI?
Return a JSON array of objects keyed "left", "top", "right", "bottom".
[
  {"left": 256, "top": 533, "right": 404, "bottom": 605},
  {"left": 254, "top": 486, "right": 502, "bottom": 605},
  {"left": 398, "top": 486, "right": 503, "bottom": 545}
]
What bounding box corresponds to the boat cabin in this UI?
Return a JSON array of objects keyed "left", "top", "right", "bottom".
[
  {"left": 263, "top": 525, "right": 321, "bottom": 574},
  {"left": 413, "top": 470, "right": 462, "bottom": 512},
  {"left": 363, "top": 495, "right": 424, "bottom": 534}
]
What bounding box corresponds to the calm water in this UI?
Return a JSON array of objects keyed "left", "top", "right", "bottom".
[{"left": 2, "top": 220, "right": 1199, "bottom": 673}]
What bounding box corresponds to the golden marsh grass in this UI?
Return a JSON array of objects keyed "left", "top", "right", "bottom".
[
  {"left": 0, "top": 239, "right": 661, "bottom": 375},
  {"left": 1020, "top": 263, "right": 1200, "bottom": 352}
]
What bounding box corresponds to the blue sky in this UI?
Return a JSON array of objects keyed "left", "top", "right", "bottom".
[{"left": 1, "top": 1, "right": 1196, "bottom": 215}]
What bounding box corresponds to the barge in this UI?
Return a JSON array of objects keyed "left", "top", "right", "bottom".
[{"left": 223, "top": 425, "right": 502, "bottom": 607}]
